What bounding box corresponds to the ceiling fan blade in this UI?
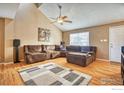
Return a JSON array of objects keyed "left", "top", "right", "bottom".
[
  {"left": 50, "top": 21, "right": 57, "bottom": 23},
  {"left": 49, "top": 17, "right": 57, "bottom": 20},
  {"left": 61, "top": 16, "right": 68, "bottom": 19},
  {"left": 64, "top": 20, "right": 72, "bottom": 23}
]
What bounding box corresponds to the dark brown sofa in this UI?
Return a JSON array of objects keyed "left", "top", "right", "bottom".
[
  {"left": 24, "top": 45, "right": 46, "bottom": 64},
  {"left": 66, "top": 46, "right": 97, "bottom": 67},
  {"left": 66, "top": 52, "right": 93, "bottom": 67},
  {"left": 66, "top": 46, "right": 97, "bottom": 60},
  {"left": 43, "top": 45, "right": 61, "bottom": 59},
  {"left": 24, "top": 45, "right": 97, "bottom": 67},
  {"left": 24, "top": 45, "right": 61, "bottom": 64}
]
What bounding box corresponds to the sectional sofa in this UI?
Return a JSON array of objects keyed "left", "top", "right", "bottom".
[{"left": 24, "top": 45, "right": 97, "bottom": 67}]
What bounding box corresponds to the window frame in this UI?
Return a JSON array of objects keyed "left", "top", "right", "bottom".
[{"left": 69, "top": 32, "right": 89, "bottom": 46}]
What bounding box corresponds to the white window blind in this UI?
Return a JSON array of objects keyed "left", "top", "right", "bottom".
[{"left": 70, "top": 32, "right": 89, "bottom": 46}]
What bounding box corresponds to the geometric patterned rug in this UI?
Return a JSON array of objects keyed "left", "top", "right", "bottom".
[{"left": 18, "top": 62, "right": 92, "bottom": 85}]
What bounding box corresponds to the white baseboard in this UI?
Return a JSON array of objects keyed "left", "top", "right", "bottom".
[{"left": 96, "top": 58, "right": 109, "bottom": 62}]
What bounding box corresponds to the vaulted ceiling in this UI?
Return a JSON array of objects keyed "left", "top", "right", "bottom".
[
  {"left": 0, "top": 3, "right": 124, "bottom": 31},
  {"left": 39, "top": 3, "right": 124, "bottom": 31},
  {"left": 0, "top": 3, "right": 19, "bottom": 19}
]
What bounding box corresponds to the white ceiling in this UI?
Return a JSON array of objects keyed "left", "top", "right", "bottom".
[
  {"left": 39, "top": 3, "right": 124, "bottom": 31},
  {"left": 0, "top": 3, "right": 19, "bottom": 19}
]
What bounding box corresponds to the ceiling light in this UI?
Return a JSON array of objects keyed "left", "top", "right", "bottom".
[{"left": 57, "top": 19, "right": 63, "bottom": 23}]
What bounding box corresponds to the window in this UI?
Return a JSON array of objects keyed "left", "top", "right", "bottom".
[{"left": 70, "top": 32, "right": 89, "bottom": 46}]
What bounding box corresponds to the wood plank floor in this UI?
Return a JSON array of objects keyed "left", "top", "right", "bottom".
[{"left": 0, "top": 58, "right": 122, "bottom": 85}]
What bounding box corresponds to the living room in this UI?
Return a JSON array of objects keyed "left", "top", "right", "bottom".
[{"left": 0, "top": 2, "right": 124, "bottom": 89}]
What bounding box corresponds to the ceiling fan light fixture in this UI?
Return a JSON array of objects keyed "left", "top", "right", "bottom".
[
  {"left": 49, "top": 4, "right": 72, "bottom": 25},
  {"left": 57, "top": 19, "right": 63, "bottom": 23}
]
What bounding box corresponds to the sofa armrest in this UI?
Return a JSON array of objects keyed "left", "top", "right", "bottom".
[
  {"left": 25, "top": 52, "right": 32, "bottom": 55},
  {"left": 42, "top": 51, "right": 47, "bottom": 53},
  {"left": 87, "top": 51, "right": 94, "bottom": 54}
]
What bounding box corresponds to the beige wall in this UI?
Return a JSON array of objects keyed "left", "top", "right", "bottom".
[
  {"left": 4, "top": 19, "right": 14, "bottom": 62},
  {"left": 2, "top": 3, "right": 124, "bottom": 62},
  {"left": 0, "top": 18, "right": 5, "bottom": 62},
  {"left": 1, "top": 3, "right": 62, "bottom": 62},
  {"left": 15, "top": 4, "right": 62, "bottom": 45},
  {"left": 63, "top": 21, "right": 124, "bottom": 60},
  {"left": 0, "top": 18, "right": 14, "bottom": 63},
  {"left": 14, "top": 4, "right": 62, "bottom": 60}
]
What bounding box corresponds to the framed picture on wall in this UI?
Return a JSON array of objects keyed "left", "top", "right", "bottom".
[{"left": 38, "top": 28, "right": 51, "bottom": 42}]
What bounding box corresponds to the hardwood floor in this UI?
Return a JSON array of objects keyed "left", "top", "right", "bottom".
[{"left": 0, "top": 58, "right": 122, "bottom": 85}]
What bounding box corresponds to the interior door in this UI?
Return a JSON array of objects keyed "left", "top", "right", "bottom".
[{"left": 109, "top": 25, "right": 124, "bottom": 63}]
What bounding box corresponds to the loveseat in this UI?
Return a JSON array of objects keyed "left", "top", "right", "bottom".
[{"left": 24, "top": 45, "right": 61, "bottom": 64}]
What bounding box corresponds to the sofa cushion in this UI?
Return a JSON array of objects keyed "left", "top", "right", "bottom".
[
  {"left": 26, "top": 53, "right": 46, "bottom": 63},
  {"left": 81, "top": 46, "right": 91, "bottom": 53},
  {"left": 55, "top": 45, "right": 61, "bottom": 51},
  {"left": 43, "top": 45, "right": 55, "bottom": 52},
  {"left": 66, "top": 46, "right": 81, "bottom": 52},
  {"left": 68, "top": 52, "right": 91, "bottom": 57},
  {"left": 29, "top": 52, "right": 45, "bottom": 56},
  {"left": 47, "top": 45, "right": 55, "bottom": 50},
  {"left": 45, "top": 50, "right": 60, "bottom": 59},
  {"left": 51, "top": 51, "right": 60, "bottom": 58},
  {"left": 27, "top": 45, "right": 42, "bottom": 53}
]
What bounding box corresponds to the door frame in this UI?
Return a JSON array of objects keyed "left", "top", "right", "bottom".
[
  {"left": 109, "top": 25, "right": 124, "bottom": 62},
  {"left": 109, "top": 27, "right": 112, "bottom": 62}
]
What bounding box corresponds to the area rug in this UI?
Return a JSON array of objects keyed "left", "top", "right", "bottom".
[{"left": 18, "top": 62, "right": 92, "bottom": 85}]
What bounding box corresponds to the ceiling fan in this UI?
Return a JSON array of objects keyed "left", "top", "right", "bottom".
[{"left": 50, "top": 4, "right": 72, "bottom": 25}]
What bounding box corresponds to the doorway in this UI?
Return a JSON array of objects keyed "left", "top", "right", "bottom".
[{"left": 109, "top": 25, "right": 124, "bottom": 63}]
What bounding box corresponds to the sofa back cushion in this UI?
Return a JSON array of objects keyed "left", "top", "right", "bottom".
[
  {"left": 66, "top": 46, "right": 81, "bottom": 52},
  {"left": 81, "top": 46, "right": 97, "bottom": 53},
  {"left": 43, "top": 45, "right": 55, "bottom": 51},
  {"left": 66, "top": 46, "right": 97, "bottom": 53},
  {"left": 81, "top": 46, "right": 91, "bottom": 53},
  {"left": 25, "top": 45, "right": 43, "bottom": 53},
  {"left": 90, "top": 46, "right": 97, "bottom": 54},
  {"left": 55, "top": 45, "right": 61, "bottom": 51}
]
